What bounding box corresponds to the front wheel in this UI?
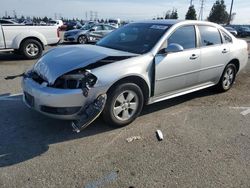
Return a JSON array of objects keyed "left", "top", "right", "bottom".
[
  {"left": 78, "top": 35, "right": 87, "bottom": 44},
  {"left": 103, "top": 83, "right": 144, "bottom": 127},
  {"left": 216, "top": 63, "right": 236, "bottom": 92}
]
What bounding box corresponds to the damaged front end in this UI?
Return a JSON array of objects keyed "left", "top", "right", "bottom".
[
  {"left": 22, "top": 68, "right": 107, "bottom": 133},
  {"left": 48, "top": 69, "right": 107, "bottom": 132}
]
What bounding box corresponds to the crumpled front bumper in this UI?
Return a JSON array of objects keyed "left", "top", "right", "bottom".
[{"left": 22, "top": 77, "right": 89, "bottom": 120}]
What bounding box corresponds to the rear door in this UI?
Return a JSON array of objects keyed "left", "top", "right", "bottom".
[
  {"left": 197, "top": 25, "right": 229, "bottom": 84},
  {"left": 154, "top": 25, "right": 201, "bottom": 96},
  {"left": 0, "top": 25, "right": 5, "bottom": 49}
]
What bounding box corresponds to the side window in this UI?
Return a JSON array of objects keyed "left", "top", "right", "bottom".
[
  {"left": 168, "top": 25, "right": 196, "bottom": 50},
  {"left": 198, "top": 25, "right": 222, "bottom": 46},
  {"left": 94, "top": 25, "right": 103, "bottom": 31},
  {"left": 103, "top": 25, "right": 113, "bottom": 30},
  {"left": 221, "top": 31, "right": 232, "bottom": 43}
]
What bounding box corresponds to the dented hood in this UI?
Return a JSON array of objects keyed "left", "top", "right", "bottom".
[{"left": 33, "top": 44, "right": 137, "bottom": 84}]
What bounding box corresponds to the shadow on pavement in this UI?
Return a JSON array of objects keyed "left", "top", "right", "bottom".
[
  {"left": 0, "top": 52, "right": 26, "bottom": 61},
  {"left": 142, "top": 87, "right": 218, "bottom": 116},
  {"left": 0, "top": 97, "right": 113, "bottom": 167},
  {"left": 0, "top": 88, "right": 219, "bottom": 167}
]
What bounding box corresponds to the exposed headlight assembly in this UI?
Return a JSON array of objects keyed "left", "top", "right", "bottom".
[{"left": 52, "top": 69, "right": 97, "bottom": 97}]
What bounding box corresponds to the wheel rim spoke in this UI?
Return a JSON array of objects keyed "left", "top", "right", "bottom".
[
  {"left": 122, "top": 109, "right": 130, "bottom": 119},
  {"left": 126, "top": 92, "right": 135, "bottom": 102},
  {"left": 114, "top": 106, "right": 123, "bottom": 116},
  {"left": 129, "top": 102, "right": 137, "bottom": 110},
  {"left": 116, "top": 94, "right": 126, "bottom": 104}
]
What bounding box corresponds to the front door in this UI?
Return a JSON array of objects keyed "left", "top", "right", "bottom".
[{"left": 154, "top": 25, "right": 201, "bottom": 97}]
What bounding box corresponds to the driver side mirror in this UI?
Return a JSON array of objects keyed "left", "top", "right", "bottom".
[{"left": 159, "top": 43, "right": 184, "bottom": 54}]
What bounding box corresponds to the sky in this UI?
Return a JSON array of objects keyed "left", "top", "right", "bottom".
[{"left": 1, "top": 0, "right": 250, "bottom": 24}]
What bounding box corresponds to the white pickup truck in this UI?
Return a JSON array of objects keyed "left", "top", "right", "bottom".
[{"left": 0, "top": 24, "right": 60, "bottom": 59}]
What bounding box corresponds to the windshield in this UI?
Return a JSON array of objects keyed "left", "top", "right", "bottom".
[
  {"left": 96, "top": 23, "right": 170, "bottom": 54},
  {"left": 81, "top": 24, "right": 93, "bottom": 30}
]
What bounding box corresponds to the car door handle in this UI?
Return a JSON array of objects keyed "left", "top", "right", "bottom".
[
  {"left": 222, "top": 49, "right": 229, "bottom": 53},
  {"left": 190, "top": 54, "right": 199, "bottom": 60}
]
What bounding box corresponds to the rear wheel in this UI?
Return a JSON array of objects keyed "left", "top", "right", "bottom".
[
  {"left": 216, "top": 63, "right": 236, "bottom": 92},
  {"left": 20, "top": 39, "right": 43, "bottom": 59},
  {"left": 103, "top": 83, "right": 144, "bottom": 127}
]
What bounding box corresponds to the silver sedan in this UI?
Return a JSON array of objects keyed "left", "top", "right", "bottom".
[
  {"left": 64, "top": 24, "right": 116, "bottom": 44},
  {"left": 22, "top": 20, "right": 248, "bottom": 132}
]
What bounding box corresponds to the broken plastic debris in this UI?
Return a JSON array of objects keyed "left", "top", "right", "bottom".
[
  {"left": 126, "top": 136, "right": 142, "bottom": 143},
  {"left": 71, "top": 94, "right": 107, "bottom": 133},
  {"left": 156, "top": 130, "right": 163, "bottom": 141}
]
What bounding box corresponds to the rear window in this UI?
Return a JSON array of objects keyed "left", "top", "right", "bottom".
[{"left": 198, "top": 25, "right": 222, "bottom": 46}]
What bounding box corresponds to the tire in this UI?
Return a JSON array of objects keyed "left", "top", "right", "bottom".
[
  {"left": 103, "top": 83, "right": 144, "bottom": 127},
  {"left": 216, "top": 63, "right": 236, "bottom": 92},
  {"left": 20, "top": 39, "right": 43, "bottom": 59},
  {"left": 78, "top": 35, "right": 87, "bottom": 44}
]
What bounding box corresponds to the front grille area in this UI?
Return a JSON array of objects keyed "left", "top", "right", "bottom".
[
  {"left": 24, "top": 92, "right": 34, "bottom": 107},
  {"left": 40, "top": 106, "right": 81, "bottom": 115}
]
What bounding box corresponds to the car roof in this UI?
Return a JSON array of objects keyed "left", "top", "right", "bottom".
[
  {"left": 132, "top": 19, "right": 222, "bottom": 28},
  {"left": 133, "top": 19, "right": 181, "bottom": 25}
]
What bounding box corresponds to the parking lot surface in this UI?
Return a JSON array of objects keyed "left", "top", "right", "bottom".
[{"left": 0, "top": 45, "right": 250, "bottom": 188}]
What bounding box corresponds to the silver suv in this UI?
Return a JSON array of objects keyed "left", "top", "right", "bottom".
[{"left": 22, "top": 20, "right": 248, "bottom": 132}]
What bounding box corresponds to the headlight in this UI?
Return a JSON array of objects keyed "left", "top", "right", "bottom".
[{"left": 52, "top": 69, "right": 97, "bottom": 90}]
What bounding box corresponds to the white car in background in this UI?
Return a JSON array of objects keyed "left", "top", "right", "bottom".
[{"left": 0, "top": 24, "right": 60, "bottom": 59}]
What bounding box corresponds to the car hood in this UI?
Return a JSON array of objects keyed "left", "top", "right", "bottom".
[{"left": 33, "top": 45, "right": 137, "bottom": 84}]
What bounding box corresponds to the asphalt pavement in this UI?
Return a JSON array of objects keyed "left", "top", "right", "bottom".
[{"left": 0, "top": 45, "right": 250, "bottom": 188}]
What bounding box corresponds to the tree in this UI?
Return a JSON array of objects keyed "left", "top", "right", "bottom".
[
  {"left": 207, "top": 0, "right": 229, "bottom": 24},
  {"left": 165, "top": 9, "right": 178, "bottom": 19},
  {"left": 185, "top": 5, "right": 197, "bottom": 20},
  {"left": 170, "top": 8, "right": 178, "bottom": 19}
]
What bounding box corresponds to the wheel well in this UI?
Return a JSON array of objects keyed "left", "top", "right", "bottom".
[
  {"left": 107, "top": 76, "right": 150, "bottom": 104},
  {"left": 20, "top": 37, "right": 44, "bottom": 50},
  {"left": 228, "top": 59, "right": 240, "bottom": 73}
]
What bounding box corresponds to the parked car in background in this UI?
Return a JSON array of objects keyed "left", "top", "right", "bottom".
[
  {"left": 62, "top": 21, "right": 82, "bottom": 31},
  {"left": 22, "top": 19, "right": 34, "bottom": 25},
  {"left": 22, "top": 20, "right": 248, "bottom": 131},
  {"left": 48, "top": 20, "right": 63, "bottom": 27},
  {"left": 0, "top": 19, "right": 19, "bottom": 25},
  {"left": 237, "top": 27, "right": 250, "bottom": 37},
  {"left": 0, "top": 24, "right": 60, "bottom": 59},
  {"left": 64, "top": 24, "right": 116, "bottom": 44},
  {"left": 224, "top": 26, "right": 237, "bottom": 36},
  {"left": 108, "top": 18, "right": 121, "bottom": 28}
]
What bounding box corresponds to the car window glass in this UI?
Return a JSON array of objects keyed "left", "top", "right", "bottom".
[
  {"left": 103, "top": 25, "right": 113, "bottom": 30},
  {"left": 221, "top": 31, "right": 232, "bottom": 43},
  {"left": 198, "top": 25, "right": 222, "bottom": 46},
  {"left": 168, "top": 26, "right": 196, "bottom": 50},
  {"left": 95, "top": 25, "right": 103, "bottom": 31},
  {"left": 0, "top": 20, "right": 12, "bottom": 24},
  {"left": 97, "top": 23, "right": 169, "bottom": 54}
]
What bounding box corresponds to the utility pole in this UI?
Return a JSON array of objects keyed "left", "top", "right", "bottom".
[
  {"left": 198, "top": 0, "right": 205, "bottom": 20},
  {"left": 228, "top": 0, "right": 234, "bottom": 25},
  {"left": 90, "top": 11, "right": 93, "bottom": 21},
  {"left": 85, "top": 11, "right": 88, "bottom": 20},
  {"left": 190, "top": 0, "right": 193, "bottom": 6}
]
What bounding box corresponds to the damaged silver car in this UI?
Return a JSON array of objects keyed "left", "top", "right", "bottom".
[{"left": 22, "top": 20, "right": 248, "bottom": 132}]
